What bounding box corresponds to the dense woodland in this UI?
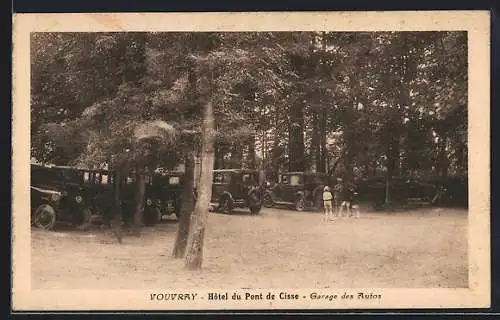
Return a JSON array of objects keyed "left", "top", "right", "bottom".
[{"left": 30, "top": 32, "right": 468, "bottom": 268}]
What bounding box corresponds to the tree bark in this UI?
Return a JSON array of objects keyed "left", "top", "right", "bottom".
[
  {"left": 288, "top": 100, "right": 305, "bottom": 172},
  {"left": 172, "top": 150, "right": 196, "bottom": 259},
  {"left": 185, "top": 100, "right": 215, "bottom": 270},
  {"left": 247, "top": 136, "right": 256, "bottom": 169},
  {"left": 230, "top": 143, "right": 242, "bottom": 169},
  {"left": 438, "top": 135, "right": 449, "bottom": 183},
  {"left": 385, "top": 135, "right": 400, "bottom": 204},
  {"left": 111, "top": 165, "right": 124, "bottom": 243},
  {"left": 319, "top": 108, "right": 327, "bottom": 173},
  {"left": 132, "top": 161, "right": 145, "bottom": 236},
  {"left": 312, "top": 112, "right": 321, "bottom": 172}
]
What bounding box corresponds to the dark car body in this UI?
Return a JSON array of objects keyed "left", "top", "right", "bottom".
[
  {"left": 211, "top": 169, "right": 263, "bottom": 214},
  {"left": 360, "top": 177, "right": 438, "bottom": 209},
  {"left": 30, "top": 164, "right": 94, "bottom": 230},
  {"left": 263, "top": 172, "right": 331, "bottom": 211},
  {"left": 145, "top": 170, "right": 186, "bottom": 219}
]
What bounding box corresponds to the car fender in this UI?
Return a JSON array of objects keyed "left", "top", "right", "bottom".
[
  {"left": 221, "top": 191, "right": 234, "bottom": 203},
  {"left": 264, "top": 189, "right": 274, "bottom": 200}
]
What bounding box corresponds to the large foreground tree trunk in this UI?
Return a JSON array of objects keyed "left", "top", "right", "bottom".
[
  {"left": 185, "top": 100, "right": 215, "bottom": 270},
  {"left": 172, "top": 150, "right": 196, "bottom": 259}
]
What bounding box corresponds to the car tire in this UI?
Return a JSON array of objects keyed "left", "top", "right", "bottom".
[
  {"left": 219, "top": 195, "right": 234, "bottom": 214},
  {"left": 248, "top": 190, "right": 263, "bottom": 215},
  {"left": 250, "top": 206, "right": 261, "bottom": 215},
  {"left": 295, "top": 197, "right": 305, "bottom": 212},
  {"left": 263, "top": 192, "right": 274, "bottom": 207},
  {"left": 145, "top": 206, "right": 161, "bottom": 226},
  {"left": 34, "top": 204, "right": 57, "bottom": 230}
]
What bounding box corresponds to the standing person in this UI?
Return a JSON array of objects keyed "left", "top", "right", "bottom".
[
  {"left": 322, "top": 186, "right": 334, "bottom": 222},
  {"left": 333, "top": 178, "right": 344, "bottom": 217},
  {"left": 346, "top": 181, "right": 360, "bottom": 218},
  {"left": 338, "top": 179, "right": 351, "bottom": 218}
]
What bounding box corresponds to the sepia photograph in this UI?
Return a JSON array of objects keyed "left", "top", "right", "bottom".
[{"left": 12, "top": 12, "right": 490, "bottom": 310}]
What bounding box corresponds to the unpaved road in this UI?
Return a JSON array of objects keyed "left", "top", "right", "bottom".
[{"left": 31, "top": 207, "right": 468, "bottom": 289}]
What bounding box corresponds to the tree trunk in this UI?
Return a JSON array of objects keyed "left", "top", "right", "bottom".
[
  {"left": 247, "top": 136, "right": 256, "bottom": 169},
  {"left": 185, "top": 100, "right": 215, "bottom": 270},
  {"left": 214, "top": 144, "right": 221, "bottom": 169},
  {"left": 172, "top": 150, "right": 196, "bottom": 259},
  {"left": 385, "top": 136, "right": 400, "bottom": 204},
  {"left": 438, "top": 135, "right": 449, "bottom": 183},
  {"left": 319, "top": 108, "right": 327, "bottom": 173},
  {"left": 111, "top": 165, "right": 124, "bottom": 243},
  {"left": 230, "top": 143, "right": 242, "bottom": 169},
  {"left": 288, "top": 101, "right": 305, "bottom": 172},
  {"left": 132, "top": 162, "right": 145, "bottom": 236},
  {"left": 312, "top": 112, "right": 321, "bottom": 172}
]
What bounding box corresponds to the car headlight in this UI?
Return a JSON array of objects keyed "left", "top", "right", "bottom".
[
  {"left": 146, "top": 199, "right": 152, "bottom": 205},
  {"left": 51, "top": 192, "right": 61, "bottom": 202},
  {"left": 75, "top": 195, "right": 83, "bottom": 203}
]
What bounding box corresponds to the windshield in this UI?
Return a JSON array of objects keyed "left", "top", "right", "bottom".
[
  {"left": 62, "top": 169, "right": 84, "bottom": 184},
  {"left": 213, "top": 172, "right": 231, "bottom": 184},
  {"left": 31, "top": 167, "right": 62, "bottom": 185},
  {"left": 281, "top": 174, "right": 303, "bottom": 186}
]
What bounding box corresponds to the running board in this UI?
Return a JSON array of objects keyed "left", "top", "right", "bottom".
[{"left": 273, "top": 201, "right": 294, "bottom": 206}]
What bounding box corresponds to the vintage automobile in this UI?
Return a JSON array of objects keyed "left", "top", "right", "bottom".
[
  {"left": 143, "top": 169, "right": 186, "bottom": 223},
  {"left": 211, "top": 169, "right": 263, "bottom": 215},
  {"left": 263, "top": 172, "right": 331, "bottom": 211},
  {"left": 83, "top": 168, "right": 184, "bottom": 226},
  {"left": 30, "top": 164, "right": 94, "bottom": 230},
  {"left": 360, "top": 177, "right": 439, "bottom": 209}
]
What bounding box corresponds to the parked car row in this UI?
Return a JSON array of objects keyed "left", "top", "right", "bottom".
[
  {"left": 30, "top": 164, "right": 187, "bottom": 231},
  {"left": 30, "top": 165, "right": 266, "bottom": 231},
  {"left": 30, "top": 163, "right": 451, "bottom": 231}
]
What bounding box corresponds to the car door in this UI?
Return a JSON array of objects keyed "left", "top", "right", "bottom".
[
  {"left": 282, "top": 174, "right": 303, "bottom": 202},
  {"left": 272, "top": 174, "right": 287, "bottom": 201},
  {"left": 212, "top": 172, "right": 229, "bottom": 202}
]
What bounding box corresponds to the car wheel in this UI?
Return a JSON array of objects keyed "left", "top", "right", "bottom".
[
  {"left": 248, "top": 191, "right": 263, "bottom": 215},
  {"left": 145, "top": 206, "right": 161, "bottom": 226},
  {"left": 263, "top": 192, "right": 274, "bottom": 207},
  {"left": 295, "top": 197, "right": 305, "bottom": 212},
  {"left": 34, "top": 204, "right": 56, "bottom": 230},
  {"left": 219, "top": 195, "right": 233, "bottom": 214},
  {"left": 250, "top": 206, "right": 261, "bottom": 215}
]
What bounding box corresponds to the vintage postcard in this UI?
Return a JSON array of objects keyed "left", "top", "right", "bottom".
[{"left": 12, "top": 11, "right": 490, "bottom": 311}]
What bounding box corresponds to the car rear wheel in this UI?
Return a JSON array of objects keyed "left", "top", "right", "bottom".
[
  {"left": 33, "top": 204, "right": 56, "bottom": 230},
  {"left": 295, "top": 197, "right": 305, "bottom": 212}
]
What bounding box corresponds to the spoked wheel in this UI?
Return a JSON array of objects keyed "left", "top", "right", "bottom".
[
  {"left": 295, "top": 197, "right": 306, "bottom": 212},
  {"left": 33, "top": 204, "right": 57, "bottom": 230}
]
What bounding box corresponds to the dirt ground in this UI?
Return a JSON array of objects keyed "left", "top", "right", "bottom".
[{"left": 31, "top": 206, "right": 468, "bottom": 289}]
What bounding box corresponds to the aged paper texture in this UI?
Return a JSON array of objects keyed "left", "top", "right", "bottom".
[{"left": 12, "top": 11, "right": 490, "bottom": 310}]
